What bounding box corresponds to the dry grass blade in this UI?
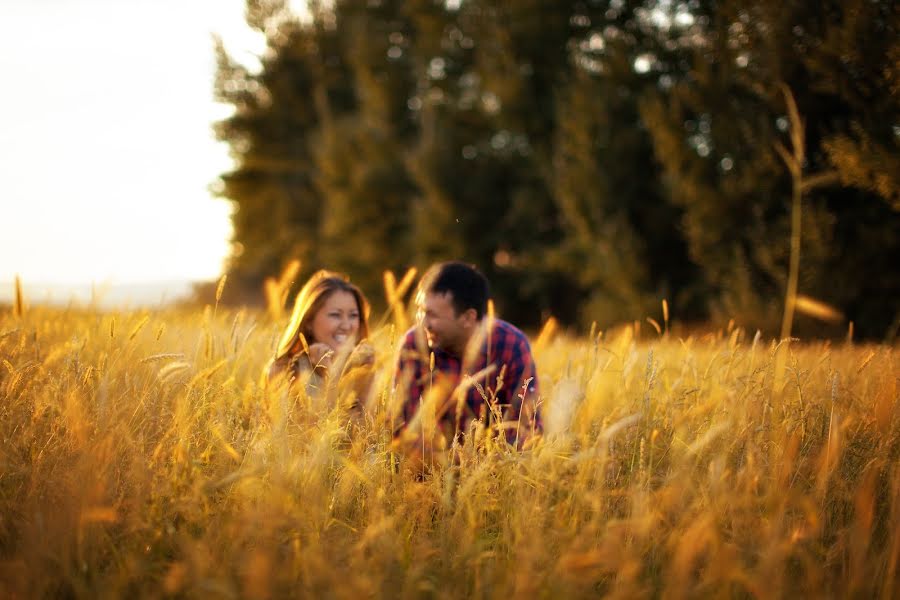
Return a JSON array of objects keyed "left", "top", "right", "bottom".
[
  {"left": 128, "top": 315, "right": 151, "bottom": 341},
  {"left": 158, "top": 361, "right": 192, "bottom": 382},
  {"left": 395, "top": 267, "right": 417, "bottom": 299},
  {"left": 140, "top": 353, "right": 185, "bottom": 363},
  {"left": 188, "top": 358, "right": 229, "bottom": 387},
  {"left": 534, "top": 316, "right": 558, "bottom": 352},
  {"left": 201, "top": 468, "right": 262, "bottom": 495},
  {"left": 794, "top": 295, "right": 844, "bottom": 323},
  {"left": 380, "top": 267, "right": 418, "bottom": 331},
  {"left": 79, "top": 506, "right": 119, "bottom": 524},
  {"left": 662, "top": 299, "right": 669, "bottom": 333},
  {"left": 780, "top": 82, "right": 804, "bottom": 164},
  {"left": 13, "top": 275, "right": 24, "bottom": 318},
  {"left": 214, "top": 274, "right": 227, "bottom": 317},
  {"left": 264, "top": 259, "right": 301, "bottom": 319}
]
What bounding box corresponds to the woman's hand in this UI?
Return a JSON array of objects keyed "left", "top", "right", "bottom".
[
  {"left": 348, "top": 342, "right": 375, "bottom": 368},
  {"left": 307, "top": 342, "right": 334, "bottom": 371}
]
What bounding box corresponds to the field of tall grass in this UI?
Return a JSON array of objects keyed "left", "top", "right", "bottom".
[{"left": 1, "top": 299, "right": 897, "bottom": 598}]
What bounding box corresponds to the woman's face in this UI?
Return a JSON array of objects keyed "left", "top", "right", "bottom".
[{"left": 308, "top": 290, "right": 361, "bottom": 350}]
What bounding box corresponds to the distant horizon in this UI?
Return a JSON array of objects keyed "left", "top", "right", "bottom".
[{"left": 0, "top": 278, "right": 203, "bottom": 309}]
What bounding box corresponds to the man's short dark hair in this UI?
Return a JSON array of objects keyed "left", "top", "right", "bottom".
[{"left": 423, "top": 261, "right": 490, "bottom": 319}]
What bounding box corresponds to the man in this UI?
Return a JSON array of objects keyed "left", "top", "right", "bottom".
[{"left": 394, "top": 261, "right": 542, "bottom": 450}]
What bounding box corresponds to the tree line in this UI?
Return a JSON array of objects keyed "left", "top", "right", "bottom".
[{"left": 211, "top": 0, "right": 899, "bottom": 339}]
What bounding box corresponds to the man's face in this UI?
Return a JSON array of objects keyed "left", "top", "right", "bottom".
[{"left": 418, "top": 291, "right": 472, "bottom": 356}]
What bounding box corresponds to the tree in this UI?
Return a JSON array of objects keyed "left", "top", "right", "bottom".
[
  {"left": 401, "top": 0, "right": 581, "bottom": 325},
  {"left": 213, "top": 6, "right": 329, "bottom": 302},
  {"left": 313, "top": 0, "right": 419, "bottom": 298},
  {"left": 640, "top": 0, "right": 900, "bottom": 337},
  {"left": 548, "top": 0, "right": 704, "bottom": 327},
  {"left": 212, "top": 0, "right": 898, "bottom": 338}
]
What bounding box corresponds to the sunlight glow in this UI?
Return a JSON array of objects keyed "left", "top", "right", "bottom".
[
  {"left": 0, "top": 0, "right": 282, "bottom": 299},
  {"left": 634, "top": 53, "right": 654, "bottom": 74}
]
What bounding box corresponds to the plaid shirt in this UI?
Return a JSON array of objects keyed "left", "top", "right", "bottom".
[{"left": 394, "top": 318, "right": 541, "bottom": 444}]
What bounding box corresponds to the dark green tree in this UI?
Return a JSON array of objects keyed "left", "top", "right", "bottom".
[
  {"left": 641, "top": 0, "right": 900, "bottom": 337},
  {"left": 400, "top": 0, "right": 581, "bottom": 325},
  {"left": 547, "top": 1, "right": 704, "bottom": 327},
  {"left": 212, "top": 0, "right": 898, "bottom": 338},
  {"left": 312, "top": 0, "right": 419, "bottom": 299},
  {"left": 213, "top": 3, "right": 329, "bottom": 301}
]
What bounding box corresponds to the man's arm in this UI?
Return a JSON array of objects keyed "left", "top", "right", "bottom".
[
  {"left": 393, "top": 329, "right": 427, "bottom": 435},
  {"left": 499, "top": 333, "right": 542, "bottom": 446}
]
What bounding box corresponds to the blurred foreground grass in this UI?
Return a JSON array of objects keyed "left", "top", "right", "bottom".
[{"left": 0, "top": 306, "right": 897, "bottom": 598}]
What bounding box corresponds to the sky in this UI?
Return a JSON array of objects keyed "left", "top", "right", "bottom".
[{"left": 0, "top": 0, "right": 283, "bottom": 301}]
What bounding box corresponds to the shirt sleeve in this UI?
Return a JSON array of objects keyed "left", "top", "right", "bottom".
[
  {"left": 393, "top": 329, "right": 426, "bottom": 435},
  {"left": 501, "top": 333, "right": 542, "bottom": 445}
]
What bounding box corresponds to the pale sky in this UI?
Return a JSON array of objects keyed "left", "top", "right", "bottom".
[{"left": 0, "top": 0, "right": 277, "bottom": 291}]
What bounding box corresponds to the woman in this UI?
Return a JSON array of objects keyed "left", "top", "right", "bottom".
[{"left": 267, "top": 270, "right": 374, "bottom": 389}]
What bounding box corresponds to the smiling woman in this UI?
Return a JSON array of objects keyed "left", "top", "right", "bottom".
[
  {"left": 267, "top": 270, "right": 372, "bottom": 386},
  {"left": 309, "top": 291, "right": 363, "bottom": 350},
  {"left": 0, "top": 0, "right": 271, "bottom": 301}
]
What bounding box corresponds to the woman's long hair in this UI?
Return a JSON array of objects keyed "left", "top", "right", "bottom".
[{"left": 273, "top": 270, "right": 370, "bottom": 366}]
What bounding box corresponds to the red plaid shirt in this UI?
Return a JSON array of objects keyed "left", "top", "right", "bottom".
[{"left": 394, "top": 318, "right": 541, "bottom": 444}]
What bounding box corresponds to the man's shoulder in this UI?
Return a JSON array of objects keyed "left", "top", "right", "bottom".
[
  {"left": 399, "top": 326, "right": 429, "bottom": 355},
  {"left": 492, "top": 319, "right": 532, "bottom": 347},
  {"left": 401, "top": 326, "right": 417, "bottom": 347},
  {"left": 396, "top": 327, "right": 428, "bottom": 373}
]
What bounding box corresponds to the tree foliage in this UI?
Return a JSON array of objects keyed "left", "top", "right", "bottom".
[{"left": 213, "top": 0, "right": 899, "bottom": 338}]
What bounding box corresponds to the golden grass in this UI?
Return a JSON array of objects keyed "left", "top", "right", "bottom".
[{"left": 0, "top": 305, "right": 897, "bottom": 598}]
